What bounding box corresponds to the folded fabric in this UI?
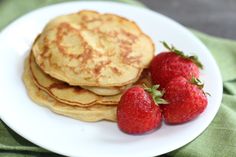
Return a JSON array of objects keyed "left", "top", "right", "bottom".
[{"left": 1, "top": 0, "right": 236, "bottom": 157}]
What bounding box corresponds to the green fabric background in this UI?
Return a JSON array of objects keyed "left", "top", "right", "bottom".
[{"left": 1, "top": 0, "right": 236, "bottom": 157}]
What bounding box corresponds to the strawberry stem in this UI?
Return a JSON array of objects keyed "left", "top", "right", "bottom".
[
  {"left": 189, "top": 77, "right": 211, "bottom": 96},
  {"left": 190, "top": 77, "right": 204, "bottom": 89},
  {"left": 143, "top": 84, "right": 168, "bottom": 105},
  {"left": 161, "top": 41, "right": 203, "bottom": 69}
]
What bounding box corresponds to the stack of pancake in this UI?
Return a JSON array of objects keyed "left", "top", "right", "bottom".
[{"left": 23, "top": 10, "right": 154, "bottom": 122}]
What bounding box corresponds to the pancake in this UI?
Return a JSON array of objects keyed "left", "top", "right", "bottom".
[
  {"left": 24, "top": 56, "right": 152, "bottom": 122},
  {"left": 29, "top": 52, "right": 121, "bottom": 107},
  {"left": 32, "top": 10, "right": 154, "bottom": 87},
  {"left": 81, "top": 69, "right": 152, "bottom": 95},
  {"left": 81, "top": 84, "right": 131, "bottom": 96},
  {"left": 32, "top": 36, "right": 129, "bottom": 96},
  {"left": 23, "top": 57, "right": 117, "bottom": 122},
  {"left": 29, "top": 52, "right": 152, "bottom": 107}
]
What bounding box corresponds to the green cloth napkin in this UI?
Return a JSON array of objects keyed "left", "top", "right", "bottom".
[{"left": 1, "top": 0, "right": 236, "bottom": 157}]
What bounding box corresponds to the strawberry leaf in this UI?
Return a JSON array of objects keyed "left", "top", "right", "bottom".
[
  {"left": 161, "top": 41, "right": 203, "bottom": 69},
  {"left": 155, "top": 98, "right": 168, "bottom": 104},
  {"left": 189, "top": 77, "right": 211, "bottom": 96},
  {"left": 143, "top": 84, "right": 168, "bottom": 105},
  {"left": 189, "top": 56, "right": 203, "bottom": 69},
  {"left": 190, "top": 77, "right": 204, "bottom": 89},
  {"left": 161, "top": 41, "right": 172, "bottom": 50}
]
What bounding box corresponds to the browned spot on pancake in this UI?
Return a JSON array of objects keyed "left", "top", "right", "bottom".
[
  {"left": 54, "top": 23, "right": 81, "bottom": 58},
  {"left": 39, "top": 36, "right": 50, "bottom": 59},
  {"left": 86, "top": 18, "right": 100, "bottom": 23},
  {"left": 81, "top": 15, "right": 88, "bottom": 21},
  {"left": 111, "top": 67, "right": 122, "bottom": 76},
  {"left": 93, "top": 60, "right": 112, "bottom": 75},
  {"left": 88, "top": 28, "right": 119, "bottom": 41},
  {"left": 119, "top": 36, "right": 142, "bottom": 65},
  {"left": 125, "top": 55, "right": 142, "bottom": 65},
  {"left": 93, "top": 28, "right": 100, "bottom": 33},
  {"left": 42, "top": 45, "right": 49, "bottom": 57},
  {"left": 120, "top": 44, "right": 132, "bottom": 52},
  {"left": 106, "top": 17, "right": 113, "bottom": 21},
  {"left": 79, "top": 22, "right": 87, "bottom": 29},
  {"left": 57, "top": 23, "right": 70, "bottom": 39},
  {"left": 80, "top": 11, "right": 100, "bottom": 23},
  {"left": 119, "top": 39, "right": 132, "bottom": 46},
  {"left": 79, "top": 45, "right": 93, "bottom": 64},
  {"left": 49, "top": 82, "right": 69, "bottom": 90},
  {"left": 49, "top": 60, "right": 62, "bottom": 71},
  {"left": 120, "top": 43, "right": 133, "bottom": 65},
  {"left": 107, "top": 31, "right": 118, "bottom": 38},
  {"left": 104, "top": 60, "right": 112, "bottom": 65},
  {"left": 55, "top": 23, "right": 70, "bottom": 54},
  {"left": 121, "top": 29, "right": 138, "bottom": 42},
  {"left": 73, "top": 87, "right": 86, "bottom": 94},
  {"left": 93, "top": 66, "right": 101, "bottom": 75}
]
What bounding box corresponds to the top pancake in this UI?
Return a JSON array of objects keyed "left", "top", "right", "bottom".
[{"left": 32, "top": 10, "right": 154, "bottom": 87}]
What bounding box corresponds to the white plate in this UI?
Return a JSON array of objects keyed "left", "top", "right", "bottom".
[{"left": 0, "top": 1, "right": 222, "bottom": 157}]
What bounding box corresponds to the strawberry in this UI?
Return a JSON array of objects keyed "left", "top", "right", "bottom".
[
  {"left": 161, "top": 76, "right": 208, "bottom": 124},
  {"left": 150, "top": 42, "right": 203, "bottom": 88},
  {"left": 117, "top": 85, "right": 167, "bottom": 134}
]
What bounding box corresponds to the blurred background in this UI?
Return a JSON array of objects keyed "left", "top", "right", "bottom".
[
  {"left": 0, "top": 0, "right": 235, "bottom": 39},
  {"left": 139, "top": 0, "right": 236, "bottom": 39},
  {"left": 0, "top": 0, "right": 236, "bottom": 39}
]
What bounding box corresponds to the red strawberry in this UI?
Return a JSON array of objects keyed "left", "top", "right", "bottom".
[
  {"left": 150, "top": 42, "right": 202, "bottom": 88},
  {"left": 117, "top": 85, "right": 167, "bottom": 134},
  {"left": 161, "top": 76, "right": 208, "bottom": 124}
]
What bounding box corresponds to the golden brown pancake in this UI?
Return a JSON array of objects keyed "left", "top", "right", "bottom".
[
  {"left": 32, "top": 10, "right": 154, "bottom": 87},
  {"left": 29, "top": 52, "right": 152, "bottom": 107},
  {"left": 24, "top": 53, "right": 152, "bottom": 122},
  {"left": 32, "top": 35, "right": 130, "bottom": 96},
  {"left": 23, "top": 56, "right": 117, "bottom": 122},
  {"left": 29, "top": 52, "right": 122, "bottom": 107}
]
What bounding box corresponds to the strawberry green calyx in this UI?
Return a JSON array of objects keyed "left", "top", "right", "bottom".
[
  {"left": 161, "top": 41, "right": 203, "bottom": 69},
  {"left": 144, "top": 84, "right": 168, "bottom": 105},
  {"left": 190, "top": 77, "right": 204, "bottom": 89},
  {"left": 189, "top": 77, "right": 211, "bottom": 96},
  {"left": 188, "top": 56, "right": 203, "bottom": 69}
]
